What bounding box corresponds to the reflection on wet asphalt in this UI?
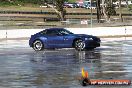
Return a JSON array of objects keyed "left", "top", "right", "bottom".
[{"left": 0, "top": 38, "right": 132, "bottom": 88}]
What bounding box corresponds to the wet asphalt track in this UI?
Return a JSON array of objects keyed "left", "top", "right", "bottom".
[{"left": 0, "top": 37, "right": 132, "bottom": 88}]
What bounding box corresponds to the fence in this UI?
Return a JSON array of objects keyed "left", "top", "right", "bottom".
[
  {"left": 0, "top": 26, "right": 132, "bottom": 39},
  {"left": 0, "top": 11, "right": 132, "bottom": 16}
]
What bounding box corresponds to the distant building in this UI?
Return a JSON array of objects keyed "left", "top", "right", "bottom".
[
  {"left": 76, "top": 0, "right": 96, "bottom": 9},
  {"left": 76, "top": 0, "right": 84, "bottom": 7},
  {"left": 113, "top": 1, "right": 132, "bottom": 5},
  {"left": 76, "top": 0, "right": 92, "bottom": 5},
  {"left": 77, "top": 0, "right": 84, "bottom": 4}
]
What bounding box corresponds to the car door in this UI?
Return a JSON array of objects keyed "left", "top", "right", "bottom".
[
  {"left": 63, "top": 34, "right": 75, "bottom": 47},
  {"left": 56, "top": 29, "right": 75, "bottom": 48},
  {"left": 45, "top": 30, "right": 64, "bottom": 48}
]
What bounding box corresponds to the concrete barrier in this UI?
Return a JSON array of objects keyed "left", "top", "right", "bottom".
[
  {"left": 0, "top": 26, "right": 132, "bottom": 39},
  {"left": 6, "top": 29, "right": 43, "bottom": 38},
  {"left": 126, "top": 26, "right": 132, "bottom": 35},
  {"left": 67, "top": 27, "right": 126, "bottom": 36},
  {"left": 0, "top": 30, "right": 6, "bottom": 38}
]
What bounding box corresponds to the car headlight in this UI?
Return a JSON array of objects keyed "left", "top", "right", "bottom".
[{"left": 85, "top": 38, "right": 93, "bottom": 40}]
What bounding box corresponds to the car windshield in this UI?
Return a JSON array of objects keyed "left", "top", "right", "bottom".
[{"left": 57, "top": 29, "right": 74, "bottom": 35}]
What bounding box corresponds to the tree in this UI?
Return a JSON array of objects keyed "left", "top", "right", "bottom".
[
  {"left": 119, "top": 0, "right": 123, "bottom": 22},
  {"left": 128, "top": 4, "right": 132, "bottom": 11},
  {"left": 55, "top": 0, "right": 66, "bottom": 21},
  {"left": 126, "top": 0, "right": 129, "bottom": 9},
  {"left": 102, "top": 0, "right": 116, "bottom": 22},
  {"left": 102, "top": 0, "right": 110, "bottom": 22},
  {"left": 96, "top": 0, "right": 101, "bottom": 23},
  {"left": 42, "top": 0, "right": 66, "bottom": 21}
]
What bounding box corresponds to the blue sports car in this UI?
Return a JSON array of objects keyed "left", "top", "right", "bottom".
[{"left": 29, "top": 28, "right": 101, "bottom": 51}]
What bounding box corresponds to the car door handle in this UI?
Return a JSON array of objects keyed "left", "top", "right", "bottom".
[{"left": 64, "top": 38, "right": 68, "bottom": 40}]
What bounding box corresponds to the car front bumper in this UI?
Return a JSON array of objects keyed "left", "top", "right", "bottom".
[{"left": 85, "top": 40, "right": 100, "bottom": 48}]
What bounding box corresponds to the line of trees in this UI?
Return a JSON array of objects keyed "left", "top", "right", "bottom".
[
  {"left": 39, "top": 0, "right": 124, "bottom": 22},
  {"left": 0, "top": 0, "right": 127, "bottom": 22}
]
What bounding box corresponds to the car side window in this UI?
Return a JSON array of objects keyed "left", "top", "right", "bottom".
[
  {"left": 40, "top": 30, "right": 47, "bottom": 35},
  {"left": 45, "top": 30, "right": 58, "bottom": 36},
  {"left": 58, "top": 29, "right": 71, "bottom": 35}
]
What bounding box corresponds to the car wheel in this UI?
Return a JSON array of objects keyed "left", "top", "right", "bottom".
[
  {"left": 74, "top": 39, "right": 85, "bottom": 51},
  {"left": 33, "top": 40, "right": 44, "bottom": 51}
]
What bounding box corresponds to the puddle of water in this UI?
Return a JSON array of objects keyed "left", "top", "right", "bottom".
[{"left": 0, "top": 39, "right": 131, "bottom": 88}]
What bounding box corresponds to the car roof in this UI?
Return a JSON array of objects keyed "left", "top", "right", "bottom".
[{"left": 45, "top": 28, "right": 65, "bottom": 31}]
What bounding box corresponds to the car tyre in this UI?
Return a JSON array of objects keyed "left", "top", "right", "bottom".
[
  {"left": 74, "top": 39, "right": 85, "bottom": 51},
  {"left": 33, "top": 40, "right": 44, "bottom": 51}
]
